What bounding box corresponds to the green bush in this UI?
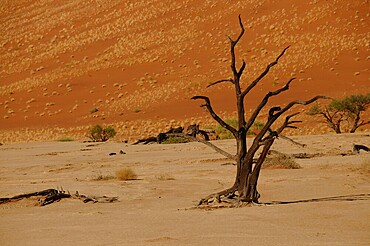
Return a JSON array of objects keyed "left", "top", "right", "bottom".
[
  {"left": 215, "top": 118, "right": 238, "bottom": 139},
  {"left": 56, "top": 137, "right": 74, "bottom": 142},
  {"left": 87, "top": 125, "right": 117, "bottom": 142},
  {"left": 306, "top": 103, "right": 321, "bottom": 115}
]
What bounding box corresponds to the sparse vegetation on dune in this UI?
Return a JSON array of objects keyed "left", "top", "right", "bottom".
[
  {"left": 56, "top": 137, "right": 74, "bottom": 142},
  {"left": 0, "top": 0, "right": 369, "bottom": 143}
]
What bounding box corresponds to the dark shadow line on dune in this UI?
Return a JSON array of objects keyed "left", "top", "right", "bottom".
[{"left": 261, "top": 193, "right": 370, "bottom": 205}]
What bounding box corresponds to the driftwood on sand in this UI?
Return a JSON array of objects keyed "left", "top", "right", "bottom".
[
  {"left": 0, "top": 188, "right": 118, "bottom": 206},
  {"left": 353, "top": 144, "right": 370, "bottom": 153}
]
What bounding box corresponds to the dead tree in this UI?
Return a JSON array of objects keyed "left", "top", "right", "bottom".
[
  {"left": 193, "top": 16, "right": 327, "bottom": 206},
  {"left": 132, "top": 125, "right": 211, "bottom": 144}
]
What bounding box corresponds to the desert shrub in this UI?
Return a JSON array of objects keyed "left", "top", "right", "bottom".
[
  {"left": 306, "top": 103, "right": 321, "bottom": 115},
  {"left": 87, "top": 125, "right": 117, "bottom": 142},
  {"left": 215, "top": 118, "right": 238, "bottom": 139},
  {"left": 263, "top": 151, "right": 301, "bottom": 169},
  {"left": 56, "top": 137, "right": 74, "bottom": 142},
  {"left": 247, "top": 119, "right": 265, "bottom": 136},
  {"left": 252, "top": 120, "right": 265, "bottom": 131},
  {"left": 116, "top": 168, "right": 137, "bottom": 181},
  {"left": 162, "top": 136, "right": 190, "bottom": 144}
]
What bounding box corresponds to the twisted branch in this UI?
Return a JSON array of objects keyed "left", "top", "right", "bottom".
[
  {"left": 278, "top": 96, "right": 331, "bottom": 117},
  {"left": 245, "top": 78, "right": 295, "bottom": 130},
  {"left": 191, "top": 96, "right": 238, "bottom": 137},
  {"left": 227, "top": 14, "right": 245, "bottom": 95},
  {"left": 241, "top": 46, "right": 290, "bottom": 99},
  {"left": 207, "top": 79, "right": 233, "bottom": 88}
]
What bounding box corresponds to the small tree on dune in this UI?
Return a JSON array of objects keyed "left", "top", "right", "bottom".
[
  {"left": 192, "top": 16, "right": 327, "bottom": 206},
  {"left": 87, "top": 125, "right": 117, "bottom": 142},
  {"left": 307, "top": 93, "right": 370, "bottom": 134}
]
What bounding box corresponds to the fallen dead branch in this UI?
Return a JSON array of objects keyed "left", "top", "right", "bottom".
[{"left": 0, "top": 188, "right": 118, "bottom": 206}]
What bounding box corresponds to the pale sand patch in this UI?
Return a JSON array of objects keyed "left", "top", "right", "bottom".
[{"left": 0, "top": 133, "right": 369, "bottom": 245}]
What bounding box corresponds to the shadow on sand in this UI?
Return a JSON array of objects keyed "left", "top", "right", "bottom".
[{"left": 262, "top": 193, "right": 370, "bottom": 205}]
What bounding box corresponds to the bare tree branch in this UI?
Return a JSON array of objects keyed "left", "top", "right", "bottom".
[
  {"left": 279, "top": 135, "right": 306, "bottom": 147},
  {"left": 259, "top": 97, "right": 329, "bottom": 142},
  {"left": 194, "top": 137, "right": 236, "bottom": 160},
  {"left": 252, "top": 97, "right": 328, "bottom": 149},
  {"left": 227, "top": 15, "right": 245, "bottom": 93},
  {"left": 237, "top": 60, "right": 246, "bottom": 78},
  {"left": 191, "top": 96, "right": 238, "bottom": 136},
  {"left": 207, "top": 79, "right": 234, "bottom": 88},
  {"left": 276, "top": 112, "right": 301, "bottom": 134},
  {"left": 358, "top": 120, "right": 370, "bottom": 127},
  {"left": 241, "top": 46, "right": 290, "bottom": 99},
  {"left": 170, "top": 133, "right": 235, "bottom": 160},
  {"left": 259, "top": 112, "right": 302, "bottom": 146},
  {"left": 245, "top": 78, "right": 295, "bottom": 130},
  {"left": 278, "top": 96, "right": 331, "bottom": 117}
]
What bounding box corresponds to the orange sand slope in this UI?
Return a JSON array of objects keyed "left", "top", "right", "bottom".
[
  {"left": 0, "top": 133, "right": 369, "bottom": 245},
  {"left": 1, "top": 0, "right": 369, "bottom": 141}
]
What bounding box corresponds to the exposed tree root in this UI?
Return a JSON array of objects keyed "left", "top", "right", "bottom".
[
  {"left": 196, "top": 198, "right": 260, "bottom": 210},
  {"left": 198, "top": 186, "right": 238, "bottom": 206},
  {"left": 0, "top": 188, "right": 118, "bottom": 206}
]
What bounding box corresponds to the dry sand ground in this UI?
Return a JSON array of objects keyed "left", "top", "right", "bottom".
[{"left": 0, "top": 133, "right": 369, "bottom": 245}]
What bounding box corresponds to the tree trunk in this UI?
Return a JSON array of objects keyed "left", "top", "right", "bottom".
[
  {"left": 350, "top": 112, "right": 361, "bottom": 133},
  {"left": 334, "top": 124, "right": 342, "bottom": 134},
  {"left": 193, "top": 16, "right": 327, "bottom": 207}
]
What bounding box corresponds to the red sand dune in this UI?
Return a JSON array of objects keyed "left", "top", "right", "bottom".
[{"left": 0, "top": 0, "right": 369, "bottom": 142}]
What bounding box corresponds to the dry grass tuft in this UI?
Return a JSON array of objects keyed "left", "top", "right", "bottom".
[
  {"left": 91, "top": 174, "right": 115, "bottom": 181},
  {"left": 263, "top": 151, "right": 301, "bottom": 169},
  {"left": 155, "top": 173, "right": 175, "bottom": 181},
  {"left": 116, "top": 168, "right": 137, "bottom": 181}
]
